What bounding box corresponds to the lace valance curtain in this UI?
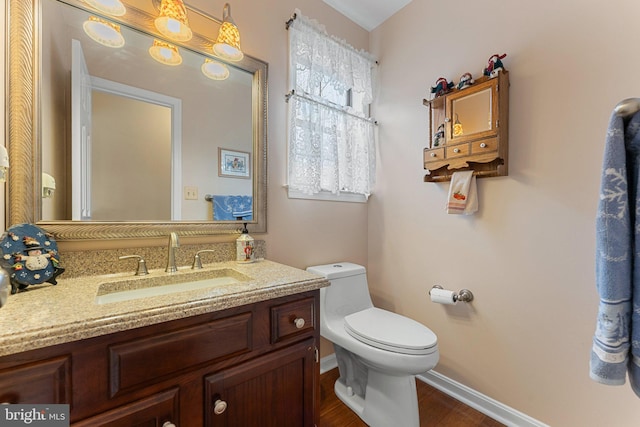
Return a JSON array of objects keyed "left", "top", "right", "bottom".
[{"left": 287, "top": 10, "right": 377, "bottom": 197}]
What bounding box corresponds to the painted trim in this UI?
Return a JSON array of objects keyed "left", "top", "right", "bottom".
[
  {"left": 319, "top": 354, "right": 548, "bottom": 427},
  {"left": 320, "top": 353, "right": 338, "bottom": 375},
  {"left": 286, "top": 186, "right": 368, "bottom": 203},
  {"left": 418, "top": 371, "right": 549, "bottom": 427}
]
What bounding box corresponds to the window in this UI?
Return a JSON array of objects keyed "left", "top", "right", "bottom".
[{"left": 286, "top": 10, "right": 377, "bottom": 202}]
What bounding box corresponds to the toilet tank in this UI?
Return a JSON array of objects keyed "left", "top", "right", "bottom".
[{"left": 307, "top": 262, "right": 373, "bottom": 317}]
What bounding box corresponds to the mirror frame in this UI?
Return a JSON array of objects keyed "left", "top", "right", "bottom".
[{"left": 6, "top": 0, "right": 268, "bottom": 240}]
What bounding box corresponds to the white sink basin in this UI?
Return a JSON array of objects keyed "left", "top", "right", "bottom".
[{"left": 95, "top": 268, "right": 252, "bottom": 305}]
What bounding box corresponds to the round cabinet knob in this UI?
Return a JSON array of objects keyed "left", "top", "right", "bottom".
[
  {"left": 162, "top": 422, "right": 176, "bottom": 427},
  {"left": 453, "top": 148, "right": 460, "bottom": 153},
  {"left": 294, "top": 317, "right": 305, "bottom": 329},
  {"left": 430, "top": 152, "right": 437, "bottom": 157},
  {"left": 214, "top": 399, "right": 227, "bottom": 415},
  {"left": 480, "top": 143, "right": 487, "bottom": 148},
  {"left": 444, "top": 117, "right": 451, "bottom": 122}
]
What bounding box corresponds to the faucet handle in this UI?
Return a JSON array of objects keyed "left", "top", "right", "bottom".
[
  {"left": 119, "top": 255, "right": 149, "bottom": 276},
  {"left": 192, "top": 250, "right": 219, "bottom": 269}
]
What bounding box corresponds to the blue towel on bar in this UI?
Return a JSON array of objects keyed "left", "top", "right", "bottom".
[
  {"left": 591, "top": 109, "right": 640, "bottom": 398},
  {"left": 212, "top": 195, "right": 253, "bottom": 220}
]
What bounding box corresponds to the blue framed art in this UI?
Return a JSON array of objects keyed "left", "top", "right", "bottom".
[{"left": 218, "top": 148, "right": 250, "bottom": 179}]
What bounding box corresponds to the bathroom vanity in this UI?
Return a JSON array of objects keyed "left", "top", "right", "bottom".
[
  {"left": 0, "top": 260, "right": 328, "bottom": 426},
  {"left": 1, "top": 0, "right": 328, "bottom": 423}
]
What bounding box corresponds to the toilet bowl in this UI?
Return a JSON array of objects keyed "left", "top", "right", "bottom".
[{"left": 307, "top": 262, "right": 439, "bottom": 427}]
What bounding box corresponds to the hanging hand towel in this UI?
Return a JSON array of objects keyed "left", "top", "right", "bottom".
[
  {"left": 446, "top": 171, "right": 478, "bottom": 215},
  {"left": 590, "top": 108, "right": 640, "bottom": 398}
]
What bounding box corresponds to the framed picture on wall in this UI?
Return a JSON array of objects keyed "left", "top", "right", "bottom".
[{"left": 218, "top": 148, "right": 251, "bottom": 179}]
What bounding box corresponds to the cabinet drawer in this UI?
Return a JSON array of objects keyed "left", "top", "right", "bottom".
[
  {"left": 73, "top": 387, "right": 179, "bottom": 427},
  {"left": 109, "top": 312, "right": 252, "bottom": 396},
  {"left": 271, "top": 297, "right": 315, "bottom": 344},
  {"left": 0, "top": 356, "right": 70, "bottom": 404},
  {"left": 446, "top": 144, "right": 469, "bottom": 158},
  {"left": 424, "top": 147, "right": 445, "bottom": 163},
  {"left": 471, "top": 137, "right": 498, "bottom": 153}
]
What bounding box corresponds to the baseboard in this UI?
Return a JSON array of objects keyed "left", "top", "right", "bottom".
[
  {"left": 418, "top": 371, "right": 549, "bottom": 427},
  {"left": 319, "top": 354, "right": 547, "bottom": 427},
  {"left": 320, "top": 353, "right": 338, "bottom": 374}
]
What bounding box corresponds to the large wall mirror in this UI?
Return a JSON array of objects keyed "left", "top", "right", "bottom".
[{"left": 6, "top": 0, "right": 267, "bottom": 240}]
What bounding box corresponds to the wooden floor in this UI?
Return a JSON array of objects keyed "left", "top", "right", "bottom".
[{"left": 319, "top": 369, "right": 504, "bottom": 427}]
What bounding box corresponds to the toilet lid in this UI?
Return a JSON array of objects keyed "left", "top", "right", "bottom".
[{"left": 344, "top": 308, "right": 437, "bottom": 355}]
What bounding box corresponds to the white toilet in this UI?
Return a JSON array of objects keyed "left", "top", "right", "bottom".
[{"left": 307, "top": 262, "right": 439, "bottom": 427}]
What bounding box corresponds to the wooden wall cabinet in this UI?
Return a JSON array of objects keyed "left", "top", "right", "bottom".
[
  {"left": 423, "top": 71, "right": 509, "bottom": 182},
  {"left": 0, "top": 291, "right": 320, "bottom": 427}
]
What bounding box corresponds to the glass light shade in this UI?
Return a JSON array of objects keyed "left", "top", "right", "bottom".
[
  {"left": 155, "top": 0, "right": 193, "bottom": 42},
  {"left": 83, "top": 16, "right": 125, "bottom": 48},
  {"left": 201, "top": 59, "right": 229, "bottom": 80},
  {"left": 453, "top": 114, "right": 463, "bottom": 136},
  {"left": 82, "top": 0, "right": 126, "bottom": 16},
  {"left": 42, "top": 173, "right": 56, "bottom": 199},
  {"left": 0, "top": 145, "right": 8, "bottom": 182},
  {"left": 212, "top": 4, "right": 243, "bottom": 61},
  {"left": 149, "top": 39, "right": 182, "bottom": 66}
]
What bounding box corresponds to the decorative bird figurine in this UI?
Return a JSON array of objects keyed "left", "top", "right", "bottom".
[
  {"left": 457, "top": 72, "right": 475, "bottom": 90},
  {"left": 430, "top": 77, "right": 454, "bottom": 98},
  {"left": 483, "top": 53, "right": 507, "bottom": 78}
]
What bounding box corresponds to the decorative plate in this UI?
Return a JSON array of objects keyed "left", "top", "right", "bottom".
[{"left": 0, "top": 223, "right": 64, "bottom": 294}]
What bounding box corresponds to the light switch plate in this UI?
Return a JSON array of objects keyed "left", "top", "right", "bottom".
[{"left": 184, "top": 186, "right": 198, "bottom": 200}]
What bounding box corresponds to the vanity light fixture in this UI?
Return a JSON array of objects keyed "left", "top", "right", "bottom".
[
  {"left": 83, "top": 16, "right": 125, "bottom": 48},
  {"left": 155, "top": 0, "right": 193, "bottom": 42},
  {"left": 149, "top": 39, "right": 183, "bottom": 66},
  {"left": 201, "top": 58, "right": 229, "bottom": 80},
  {"left": 42, "top": 173, "right": 56, "bottom": 199},
  {"left": 212, "top": 3, "right": 243, "bottom": 61},
  {"left": 453, "top": 113, "right": 464, "bottom": 136},
  {"left": 82, "top": 0, "right": 126, "bottom": 16},
  {"left": 0, "top": 145, "right": 8, "bottom": 182}
]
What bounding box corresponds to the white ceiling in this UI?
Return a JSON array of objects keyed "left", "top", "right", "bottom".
[{"left": 323, "top": 0, "right": 413, "bottom": 31}]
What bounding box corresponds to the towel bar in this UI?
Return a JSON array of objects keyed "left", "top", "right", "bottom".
[
  {"left": 424, "top": 168, "right": 501, "bottom": 183},
  {"left": 614, "top": 98, "right": 640, "bottom": 118}
]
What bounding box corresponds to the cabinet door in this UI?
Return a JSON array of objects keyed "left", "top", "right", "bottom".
[
  {"left": 205, "top": 338, "right": 317, "bottom": 427},
  {"left": 445, "top": 77, "right": 498, "bottom": 143},
  {"left": 72, "top": 388, "right": 179, "bottom": 427}
]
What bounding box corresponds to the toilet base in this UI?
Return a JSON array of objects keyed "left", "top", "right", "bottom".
[{"left": 334, "top": 371, "right": 420, "bottom": 427}]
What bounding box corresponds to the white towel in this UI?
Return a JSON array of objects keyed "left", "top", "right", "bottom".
[{"left": 446, "top": 171, "right": 478, "bottom": 215}]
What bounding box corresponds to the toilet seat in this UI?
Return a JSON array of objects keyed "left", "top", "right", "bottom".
[{"left": 344, "top": 308, "right": 437, "bottom": 355}]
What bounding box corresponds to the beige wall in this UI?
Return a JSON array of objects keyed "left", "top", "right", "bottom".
[
  {"left": 368, "top": 0, "right": 640, "bottom": 425},
  {"left": 5, "top": 0, "right": 636, "bottom": 425}
]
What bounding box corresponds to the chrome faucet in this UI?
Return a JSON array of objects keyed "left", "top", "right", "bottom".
[{"left": 165, "top": 232, "right": 180, "bottom": 273}]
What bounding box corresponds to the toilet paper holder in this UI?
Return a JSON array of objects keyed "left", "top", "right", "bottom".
[{"left": 430, "top": 285, "right": 474, "bottom": 303}]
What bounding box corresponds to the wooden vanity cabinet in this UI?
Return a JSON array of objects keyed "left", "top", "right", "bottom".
[
  {"left": 423, "top": 70, "right": 509, "bottom": 182},
  {"left": 0, "top": 290, "right": 320, "bottom": 427}
]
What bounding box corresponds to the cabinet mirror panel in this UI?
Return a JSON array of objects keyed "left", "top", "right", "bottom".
[
  {"left": 450, "top": 88, "right": 493, "bottom": 140},
  {"left": 6, "top": 0, "right": 268, "bottom": 240}
]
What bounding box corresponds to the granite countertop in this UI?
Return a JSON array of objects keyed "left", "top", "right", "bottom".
[{"left": 0, "top": 260, "right": 329, "bottom": 358}]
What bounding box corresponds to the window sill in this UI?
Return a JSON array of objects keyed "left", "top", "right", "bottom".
[{"left": 286, "top": 187, "right": 368, "bottom": 203}]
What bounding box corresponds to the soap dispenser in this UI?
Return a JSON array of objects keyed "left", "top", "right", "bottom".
[{"left": 236, "top": 223, "right": 255, "bottom": 263}]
